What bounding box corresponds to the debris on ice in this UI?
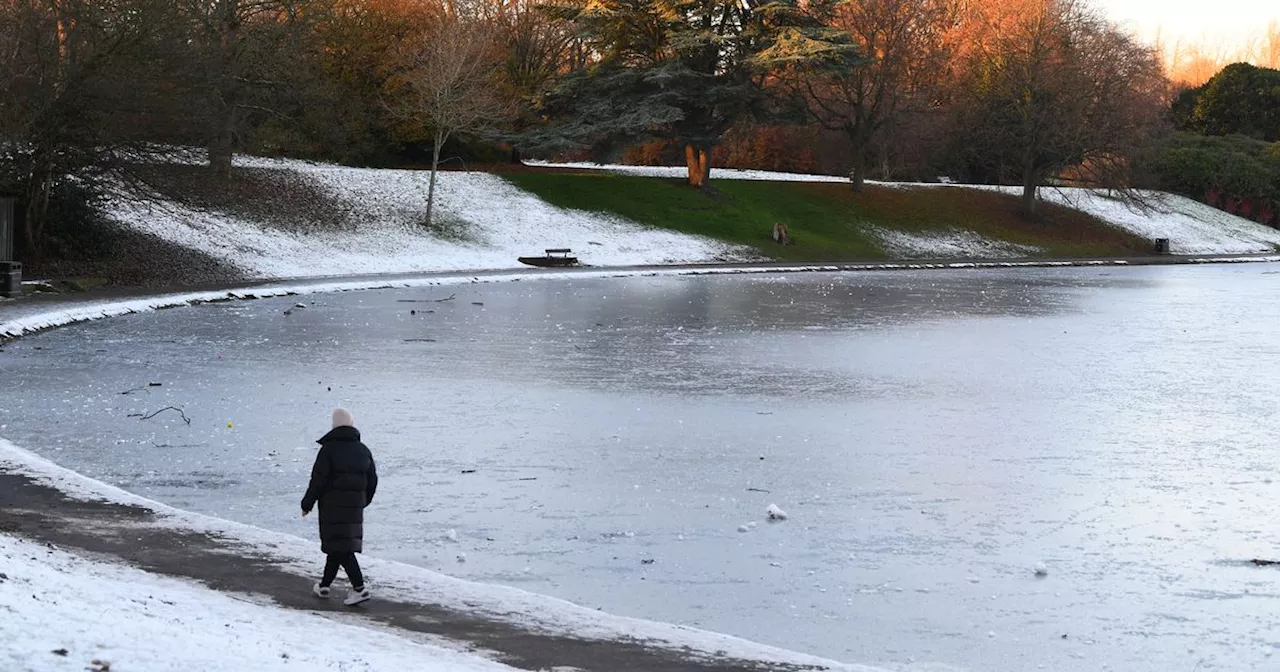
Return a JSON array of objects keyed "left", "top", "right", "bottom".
[{"left": 766, "top": 504, "right": 788, "bottom": 522}]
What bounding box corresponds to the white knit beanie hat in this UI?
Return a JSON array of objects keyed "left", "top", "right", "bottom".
[{"left": 332, "top": 408, "right": 355, "bottom": 429}]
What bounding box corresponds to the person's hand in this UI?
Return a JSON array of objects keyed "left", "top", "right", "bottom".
[{"left": 301, "top": 509, "right": 309, "bottom": 518}]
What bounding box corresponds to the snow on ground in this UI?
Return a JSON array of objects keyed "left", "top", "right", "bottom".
[
  {"left": 929, "top": 184, "right": 1280, "bottom": 255},
  {"left": 1031, "top": 188, "right": 1280, "bottom": 255},
  {"left": 0, "top": 533, "right": 519, "bottom": 672},
  {"left": 524, "top": 160, "right": 851, "bottom": 183},
  {"left": 102, "top": 156, "right": 1279, "bottom": 280},
  {"left": 532, "top": 162, "right": 1280, "bottom": 256},
  {"left": 868, "top": 226, "right": 1041, "bottom": 259},
  {"left": 106, "top": 156, "right": 754, "bottom": 280},
  {"left": 0, "top": 438, "right": 901, "bottom": 672}
]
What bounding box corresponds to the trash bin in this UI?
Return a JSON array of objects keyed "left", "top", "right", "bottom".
[
  {"left": 1154, "top": 238, "right": 1170, "bottom": 255},
  {"left": 0, "top": 261, "right": 21, "bottom": 297}
]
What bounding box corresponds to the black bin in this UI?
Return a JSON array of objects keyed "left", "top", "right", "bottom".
[
  {"left": 0, "top": 261, "right": 21, "bottom": 297},
  {"left": 1154, "top": 238, "right": 1171, "bottom": 255}
]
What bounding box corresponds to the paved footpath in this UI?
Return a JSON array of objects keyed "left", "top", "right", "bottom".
[{"left": 0, "top": 469, "right": 830, "bottom": 672}]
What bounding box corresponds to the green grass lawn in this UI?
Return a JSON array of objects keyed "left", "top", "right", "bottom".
[{"left": 502, "top": 171, "right": 1154, "bottom": 261}]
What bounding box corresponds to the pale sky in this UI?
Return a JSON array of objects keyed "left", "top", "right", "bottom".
[{"left": 1099, "top": 0, "right": 1277, "bottom": 47}]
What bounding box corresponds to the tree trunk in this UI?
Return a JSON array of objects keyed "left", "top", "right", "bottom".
[
  {"left": 22, "top": 161, "right": 54, "bottom": 262},
  {"left": 426, "top": 128, "right": 444, "bottom": 227},
  {"left": 684, "top": 144, "right": 701, "bottom": 187},
  {"left": 850, "top": 153, "right": 867, "bottom": 193},
  {"left": 1021, "top": 177, "right": 1039, "bottom": 218},
  {"left": 208, "top": 0, "right": 239, "bottom": 180},
  {"left": 848, "top": 130, "right": 868, "bottom": 192},
  {"left": 684, "top": 144, "right": 710, "bottom": 188},
  {"left": 208, "top": 120, "right": 234, "bottom": 180}
]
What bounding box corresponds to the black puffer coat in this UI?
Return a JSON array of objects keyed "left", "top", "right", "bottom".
[{"left": 301, "top": 426, "right": 378, "bottom": 554}]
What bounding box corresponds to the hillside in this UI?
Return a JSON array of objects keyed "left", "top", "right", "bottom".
[
  {"left": 503, "top": 171, "right": 1152, "bottom": 260},
  {"left": 519, "top": 162, "right": 1280, "bottom": 257},
  {"left": 24, "top": 156, "right": 1280, "bottom": 286}
]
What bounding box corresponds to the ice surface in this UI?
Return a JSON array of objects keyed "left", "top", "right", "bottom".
[
  {"left": 3, "top": 259, "right": 1207, "bottom": 340},
  {"left": 5, "top": 266, "right": 1280, "bottom": 670}
]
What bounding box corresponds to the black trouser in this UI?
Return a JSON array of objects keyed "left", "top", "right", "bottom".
[{"left": 320, "top": 552, "right": 364, "bottom": 589}]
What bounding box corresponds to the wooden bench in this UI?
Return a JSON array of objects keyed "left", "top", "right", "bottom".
[{"left": 518, "top": 248, "right": 579, "bottom": 267}]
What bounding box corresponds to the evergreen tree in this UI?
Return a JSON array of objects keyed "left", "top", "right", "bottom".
[
  {"left": 1179, "top": 63, "right": 1280, "bottom": 142},
  {"left": 531, "top": 0, "right": 854, "bottom": 187}
]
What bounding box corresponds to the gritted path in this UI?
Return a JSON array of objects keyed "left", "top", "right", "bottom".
[{"left": 0, "top": 471, "right": 825, "bottom": 672}]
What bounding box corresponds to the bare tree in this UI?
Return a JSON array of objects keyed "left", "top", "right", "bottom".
[
  {"left": 949, "top": 0, "right": 1167, "bottom": 217},
  {"left": 386, "top": 16, "right": 511, "bottom": 226},
  {"left": 0, "top": 0, "right": 182, "bottom": 258},
  {"left": 797, "top": 0, "right": 957, "bottom": 190},
  {"left": 176, "top": 0, "right": 327, "bottom": 178},
  {"left": 1258, "top": 20, "right": 1280, "bottom": 70}
]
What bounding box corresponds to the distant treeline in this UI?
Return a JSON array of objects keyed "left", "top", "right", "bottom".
[{"left": 1, "top": 0, "right": 1277, "bottom": 259}]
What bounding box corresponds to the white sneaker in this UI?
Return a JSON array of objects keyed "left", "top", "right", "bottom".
[
  {"left": 312, "top": 583, "right": 330, "bottom": 599},
  {"left": 343, "top": 586, "right": 371, "bottom": 606}
]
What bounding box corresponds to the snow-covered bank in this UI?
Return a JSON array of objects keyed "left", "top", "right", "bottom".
[
  {"left": 968, "top": 185, "right": 1280, "bottom": 255},
  {"left": 528, "top": 162, "right": 1280, "bottom": 256},
  {"left": 0, "top": 533, "right": 519, "bottom": 672},
  {"left": 0, "top": 438, "right": 897, "bottom": 672},
  {"left": 96, "top": 156, "right": 1280, "bottom": 280},
  {"left": 107, "top": 157, "right": 753, "bottom": 279},
  {"left": 868, "top": 227, "right": 1041, "bottom": 259}
]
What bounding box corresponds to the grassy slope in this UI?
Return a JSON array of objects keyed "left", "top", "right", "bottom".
[{"left": 503, "top": 172, "right": 1154, "bottom": 261}]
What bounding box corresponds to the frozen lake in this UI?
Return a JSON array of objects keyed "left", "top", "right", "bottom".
[{"left": 3, "top": 265, "right": 1280, "bottom": 671}]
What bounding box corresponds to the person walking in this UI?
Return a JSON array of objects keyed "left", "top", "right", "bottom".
[{"left": 302, "top": 408, "right": 378, "bottom": 606}]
